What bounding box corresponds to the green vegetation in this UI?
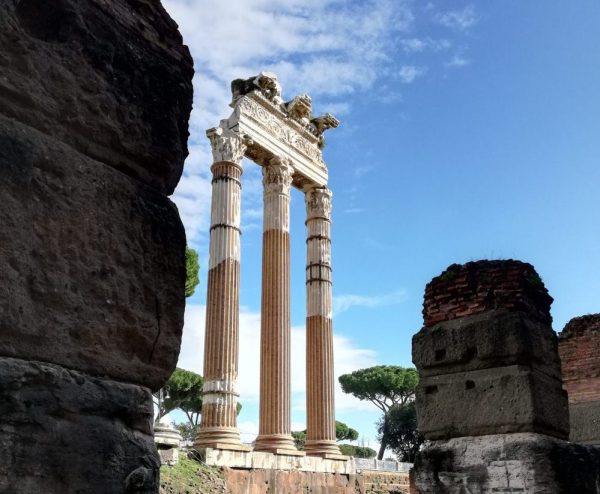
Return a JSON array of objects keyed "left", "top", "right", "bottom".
[
  {"left": 160, "top": 455, "right": 225, "bottom": 494},
  {"left": 335, "top": 420, "right": 359, "bottom": 442},
  {"left": 291, "top": 420, "right": 359, "bottom": 451},
  {"left": 339, "top": 365, "right": 418, "bottom": 459},
  {"left": 154, "top": 368, "right": 204, "bottom": 425},
  {"left": 378, "top": 401, "right": 423, "bottom": 462},
  {"left": 338, "top": 444, "right": 377, "bottom": 458},
  {"left": 185, "top": 247, "right": 200, "bottom": 298}
]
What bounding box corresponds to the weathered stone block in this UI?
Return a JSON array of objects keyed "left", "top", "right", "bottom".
[
  {"left": 414, "top": 433, "right": 600, "bottom": 494},
  {"left": 0, "top": 356, "right": 160, "bottom": 494},
  {"left": 569, "top": 400, "right": 600, "bottom": 445},
  {"left": 413, "top": 310, "right": 561, "bottom": 379},
  {"left": 416, "top": 365, "right": 569, "bottom": 440},
  {"left": 0, "top": 116, "right": 185, "bottom": 390},
  {"left": 0, "top": 0, "right": 193, "bottom": 194}
]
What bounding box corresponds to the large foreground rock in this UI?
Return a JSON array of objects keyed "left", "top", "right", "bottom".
[
  {"left": 414, "top": 433, "right": 600, "bottom": 493},
  {"left": 0, "top": 357, "right": 160, "bottom": 494},
  {"left": 0, "top": 0, "right": 193, "bottom": 194},
  {"left": 0, "top": 116, "right": 186, "bottom": 391}
]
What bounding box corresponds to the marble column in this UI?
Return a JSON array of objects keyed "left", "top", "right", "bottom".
[
  {"left": 254, "top": 157, "right": 298, "bottom": 454},
  {"left": 304, "top": 187, "right": 341, "bottom": 457},
  {"left": 195, "top": 127, "right": 248, "bottom": 451}
]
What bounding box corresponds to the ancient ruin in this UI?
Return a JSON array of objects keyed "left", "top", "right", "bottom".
[
  {"left": 412, "top": 260, "right": 600, "bottom": 492},
  {"left": 559, "top": 314, "right": 600, "bottom": 445},
  {"left": 195, "top": 72, "right": 345, "bottom": 460},
  {"left": 0, "top": 0, "right": 193, "bottom": 492}
]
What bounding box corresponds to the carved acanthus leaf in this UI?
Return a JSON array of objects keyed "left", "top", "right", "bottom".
[
  {"left": 206, "top": 127, "right": 249, "bottom": 164},
  {"left": 263, "top": 157, "right": 294, "bottom": 196},
  {"left": 306, "top": 187, "right": 332, "bottom": 220}
]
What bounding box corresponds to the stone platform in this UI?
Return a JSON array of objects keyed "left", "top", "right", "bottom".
[{"left": 197, "top": 447, "right": 354, "bottom": 475}]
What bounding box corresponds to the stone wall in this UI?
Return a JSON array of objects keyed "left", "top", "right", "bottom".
[
  {"left": 0, "top": 0, "right": 193, "bottom": 492},
  {"left": 423, "top": 260, "right": 552, "bottom": 327},
  {"left": 414, "top": 260, "right": 568, "bottom": 441},
  {"left": 559, "top": 314, "right": 600, "bottom": 445},
  {"left": 412, "top": 260, "right": 600, "bottom": 493},
  {"left": 222, "top": 469, "right": 410, "bottom": 494}
]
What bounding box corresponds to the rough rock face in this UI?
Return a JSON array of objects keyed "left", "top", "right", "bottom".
[
  {"left": 0, "top": 0, "right": 193, "bottom": 492},
  {"left": 0, "top": 357, "right": 160, "bottom": 493},
  {"left": 0, "top": 0, "right": 193, "bottom": 194},
  {"left": 558, "top": 314, "right": 600, "bottom": 445},
  {"left": 0, "top": 116, "right": 185, "bottom": 391}
]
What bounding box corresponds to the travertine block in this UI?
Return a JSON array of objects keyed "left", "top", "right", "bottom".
[
  {"left": 0, "top": 117, "right": 185, "bottom": 391},
  {"left": 416, "top": 365, "right": 569, "bottom": 440},
  {"left": 413, "top": 310, "right": 561, "bottom": 379},
  {"left": 414, "top": 433, "right": 600, "bottom": 494},
  {"left": 568, "top": 400, "right": 600, "bottom": 445}
]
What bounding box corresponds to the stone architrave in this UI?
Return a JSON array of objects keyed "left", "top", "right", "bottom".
[
  {"left": 195, "top": 127, "right": 249, "bottom": 451},
  {"left": 254, "top": 157, "right": 298, "bottom": 454},
  {"left": 304, "top": 187, "right": 342, "bottom": 458}
]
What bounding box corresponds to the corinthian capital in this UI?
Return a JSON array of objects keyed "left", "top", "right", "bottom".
[
  {"left": 306, "top": 187, "right": 332, "bottom": 220},
  {"left": 206, "top": 127, "right": 248, "bottom": 164},
  {"left": 262, "top": 157, "right": 294, "bottom": 196}
]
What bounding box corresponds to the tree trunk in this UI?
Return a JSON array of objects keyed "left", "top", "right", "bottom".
[{"left": 378, "top": 414, "right": 389, "bottom": 460}]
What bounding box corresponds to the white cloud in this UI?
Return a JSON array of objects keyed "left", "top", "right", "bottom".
[
  {"left": 397, "top": 65, "right": 427, "bottom": 84},
  {"left": 446, "top": 52, "right": 471, "bottom": 68},
  {"left": 162, "top": 0, "right": 418, "bottom": 247},
  {"left": 435, "top": 5, "right": 479, "bottom": 32},
  {"left": 333, "top": 289, "right": 407, "bottom": 314},
  {"left": 400, "top": 37, "right": 451, "bottom": 53}
]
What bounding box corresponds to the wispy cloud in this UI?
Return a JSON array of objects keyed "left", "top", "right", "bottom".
[
  {"left": 398, "top": 65, "right": 427, "bottom": 84},
  {"left": 163, "top": 0, "right": 419, "bottom": 249},
  {"left": 400, "top": 37, "right": 451, "bottom": 53},
  {"left": 435, "top": 5, "right": 479, "bottom": 32},
  {"left": 333, "top": 289, "right": 407, "bottom": 314},
  {"left": 446, "top": 51, "right": 471, "bottom": 68}
]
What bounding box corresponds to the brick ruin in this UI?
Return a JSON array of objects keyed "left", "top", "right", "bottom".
[
  {"left": 559, "top": 314, "right": 600, "bottom": 445},
  {"left": 412, "top": 260, "right": 600, "bottom": 493},
  {"left": 0, "top": 1, "right": 193, "bottom": 492}
]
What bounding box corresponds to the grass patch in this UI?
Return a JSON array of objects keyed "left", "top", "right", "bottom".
[{"left": 160, "top": 453, "right": 226, "bottom": 494}]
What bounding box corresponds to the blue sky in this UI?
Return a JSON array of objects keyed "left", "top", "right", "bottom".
[{"left": 163, "top": 0, "right": 600, "bottom": 452}]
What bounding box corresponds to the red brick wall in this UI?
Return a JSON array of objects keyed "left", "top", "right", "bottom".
[
  {"left": 423, "top": 260, "right": 553, "bottom": 327},
  {"left": 559, "top": 315, "right": 600, "bottom": 403}
]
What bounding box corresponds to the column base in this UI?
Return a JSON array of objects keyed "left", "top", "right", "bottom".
[
  {"left": 305, "top": 439, "right": 343, "bottom": 458},
  {"left": 194, "top": 427, "right": 246, "bottom": 451},
  {"left": 254, "top": 433, "right": 299, "bottom": 455}
]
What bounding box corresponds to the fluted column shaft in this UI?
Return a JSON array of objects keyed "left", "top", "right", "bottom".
[
  {"left": 305, "top": 187, "right": 341, "bottom": 457},
  {"left": 195, "top": 128, "right": 247, "bottom": 450},
  {"left": 254, "top": 158, "right": 297, "bottom": 453}
]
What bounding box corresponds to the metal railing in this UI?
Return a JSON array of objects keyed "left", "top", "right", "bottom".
[{"left": 354, "top": 458, "right": 412, "bottom": 473}]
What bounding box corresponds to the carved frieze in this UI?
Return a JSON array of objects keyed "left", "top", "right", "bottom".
[
  {"left": 306, "top": 187, "right": 332, "bottom": 220},
  {"left": 237, "top": 96, "right": 326, "bottom": 168}
]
